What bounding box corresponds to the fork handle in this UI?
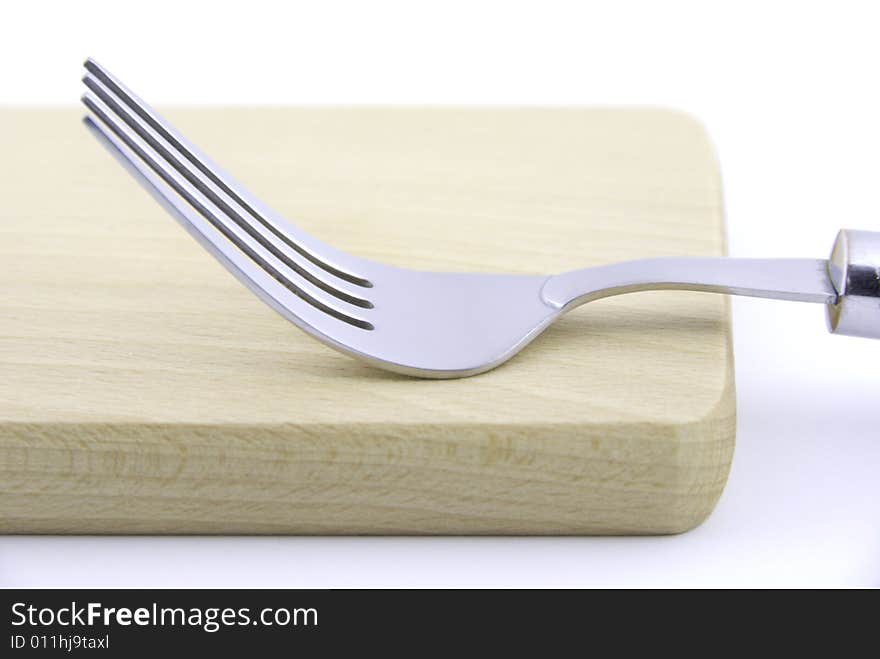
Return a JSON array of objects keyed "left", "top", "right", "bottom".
[
  {"left": 541, "top": 229, "right": 880, "bottom": 340},
  {"left": 826, "top": 230, "right": 880, "bottom": 338}
]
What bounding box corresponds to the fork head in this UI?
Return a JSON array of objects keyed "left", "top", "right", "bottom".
[{"left": 81, "top": 59, "right": 561, "bottom": 378}]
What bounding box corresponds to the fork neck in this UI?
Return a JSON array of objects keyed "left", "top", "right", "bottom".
[{"left": 540, "top": 257, "right": 837, "bottom": 311}]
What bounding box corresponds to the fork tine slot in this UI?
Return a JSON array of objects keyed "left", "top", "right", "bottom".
[
  {"left": 82, "top": 71, "right": 372, "bottom": 310},
  {"left": 82, "top": 93, "right": 374, "bottom": 331},
  {"left": 83, "top": 57, "right": 372, "bottom": 289}
]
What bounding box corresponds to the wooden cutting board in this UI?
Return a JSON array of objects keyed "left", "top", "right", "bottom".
[{"left": 0, "top": 108, "right": 734, "bottom": 534}]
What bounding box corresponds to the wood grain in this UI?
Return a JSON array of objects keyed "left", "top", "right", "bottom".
[{"left": 0, "top": 107, "right": 735, "bottom": 534}]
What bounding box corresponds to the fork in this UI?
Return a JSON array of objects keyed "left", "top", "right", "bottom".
[{"left": 79, "top": 58, "right": 880, "bottom": 378}]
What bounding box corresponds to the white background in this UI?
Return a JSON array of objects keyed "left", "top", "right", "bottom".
[{"left": 2, "top": 0, "right": 878, "bottom": 587}]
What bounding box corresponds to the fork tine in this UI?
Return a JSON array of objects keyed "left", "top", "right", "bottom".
[
  {"left": 81, "top": 68, "right": 373, "bottom": 310},
  {"left": 82, "top": 92, "right": 374, "bottom": 331},
  {"left": 83, "top": 57, "right": 372, "bottom": 289}
]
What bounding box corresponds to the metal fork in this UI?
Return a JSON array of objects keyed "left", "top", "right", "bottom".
[{"left": 80, "top": 59, "right": 880, "bottom": 378}]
